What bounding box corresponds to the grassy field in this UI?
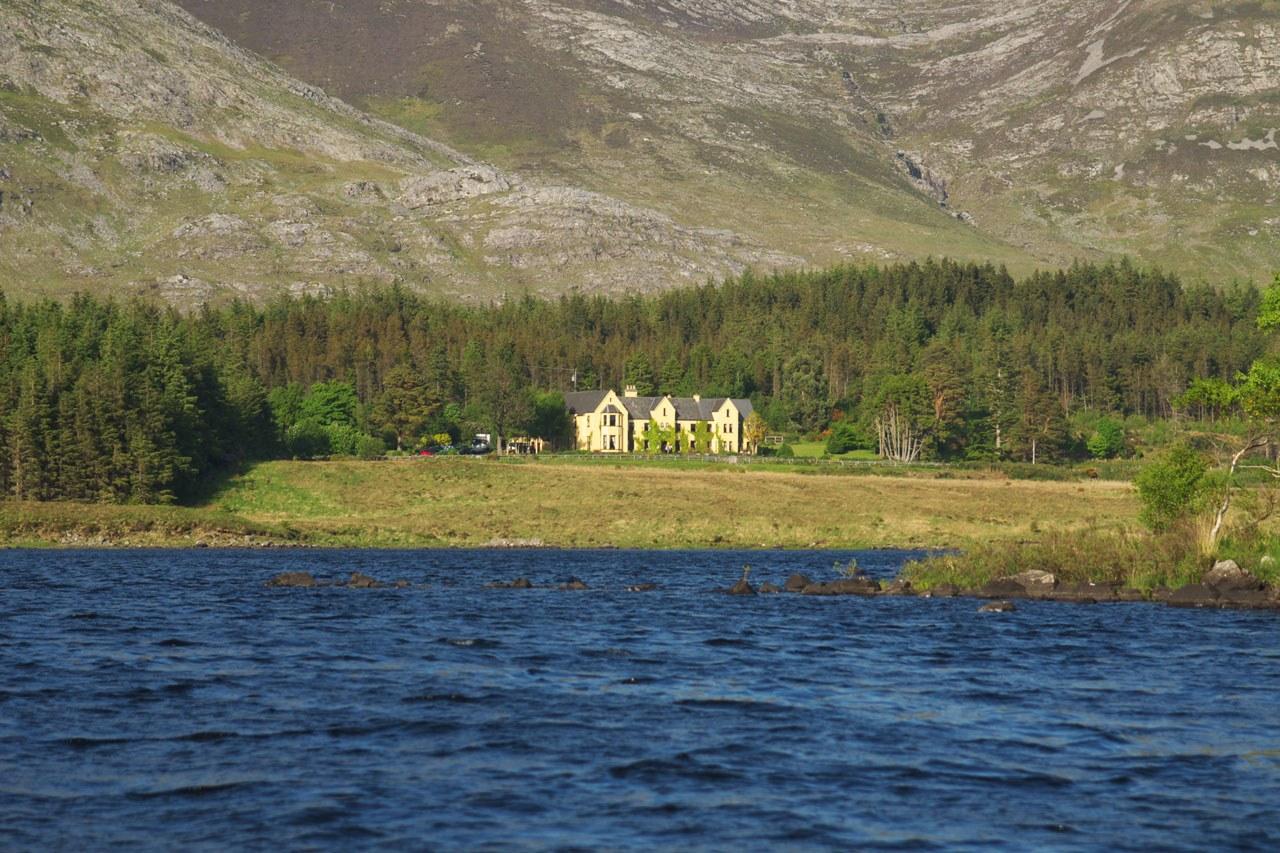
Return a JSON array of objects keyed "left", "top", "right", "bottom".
[
  {"left": 788, "top": 442, "right": 878, "bottom": 461},
  {"left": 0, "top": 457, "right": 1139, "bottom": 549}
]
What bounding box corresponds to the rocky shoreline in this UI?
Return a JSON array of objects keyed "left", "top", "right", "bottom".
[{"left": 265, "top": 559, "right": 1280, "bottom": 612}]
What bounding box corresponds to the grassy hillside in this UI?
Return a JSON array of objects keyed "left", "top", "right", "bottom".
[{"left": 0, "top": 458, "right": 1140, "bottom": 549}]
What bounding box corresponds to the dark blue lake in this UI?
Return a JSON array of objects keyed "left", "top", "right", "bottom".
[{"left": 2, "top": 548, "right": 1279, "bottom": 850}]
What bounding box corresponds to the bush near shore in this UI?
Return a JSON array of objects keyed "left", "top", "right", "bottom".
[{"left": 903, "top": 523, "right": 1280, "bottom": 594}]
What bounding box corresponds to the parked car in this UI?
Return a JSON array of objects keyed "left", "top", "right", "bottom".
[
  {"left": 418, "top": 444, "right": 457, "bottom": 457},
  {"left": 458, "top": 440, "right": 492, "bottom": 456}
]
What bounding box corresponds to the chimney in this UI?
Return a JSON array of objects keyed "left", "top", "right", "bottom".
[{"left": 624, "top": 385, "right": 638, "bottom": 398}]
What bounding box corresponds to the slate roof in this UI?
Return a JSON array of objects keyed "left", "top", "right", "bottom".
[
  {"left": 672, "top": 397, "right": 754, "bottom": 420},
  {"left": 621, "top": 396, "right": 659, "bottom": 419},
  {"left": 563, "top": 390, "right": 608, "bottom": 414},
  {"left": 565, "top": 390, "right": 753, "bottom": 420}
]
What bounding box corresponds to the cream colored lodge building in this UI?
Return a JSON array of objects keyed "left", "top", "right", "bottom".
[{"left": 564, "top": 386, "right": 755, "bottom": 454}]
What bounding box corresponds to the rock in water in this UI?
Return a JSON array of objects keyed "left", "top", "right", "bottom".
[
  {"left": 626, "top": 583, "right": 658, "bottom": 592},
  {"left": 265, "top": 571, "right": 316, "bottom": 588},
  {"left": 728, "top": 578, "right": 757, "bottom": 596},
  {"left": 758, "top": 582, "right": 782, "bottom": 594},
  {"left": 559, "top": 578, "right": 589, "bottom": 591},
  {"left": 979, "top": 600, "right": 1017, "bottom": 613},
  {"left": 800, "top": 578, "right": 880, "bottom": 596},
  {"left": 345, "top": 572, "right": 384, "bottom": 589},
  {"left": 784, "top": 573, "right": 813, "bottom": 592},
  {"left": 880, "top": 579, "right": 915, "bottom": 596}
]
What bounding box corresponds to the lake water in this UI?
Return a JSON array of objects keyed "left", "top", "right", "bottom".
[{"left": 2, "top": 548, "right": 1279, "bottom": 850}]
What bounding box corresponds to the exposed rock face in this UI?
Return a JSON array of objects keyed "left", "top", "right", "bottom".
[
  {"left": 399, "top": 166, "right": 514, "bottom": 209},
  {"left": 0, "top": 0, "right": 794, "bottom": 306},
  {"left": 1203, "top": 560, "right": 1264, "bottom": 592},
  {"left": 176, "top": 0, "right": 1280, "bottom": 285},
  {"left": 1012, "top": 570, "right": 1057, "bottom": 592}
]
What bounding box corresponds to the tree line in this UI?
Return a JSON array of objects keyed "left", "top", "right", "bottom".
[{"left": 0, "top": 258, "right": 1267, "bottom": 502}]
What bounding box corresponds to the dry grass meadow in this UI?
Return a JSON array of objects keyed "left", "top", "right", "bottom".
[{"left": 198, "top": 457, "right": 1139, "bottom": 549}]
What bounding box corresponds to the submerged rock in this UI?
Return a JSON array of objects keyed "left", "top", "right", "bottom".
[
  {"left": 978, "top": 600, "right": 1017, "bottom": 613},
  {"left": 800, "top": 578, "right": 879, "bottom": 596},
  {"left": 344, "top": 572, "right": 384, "bottom": 589},
  {"left": 626, "top": 583, "right": 658, "bottom": 592},
  {"left": 487, "top": 577, "right": 534, "bottom": 590},
  {"left": 559, "top": 578, "right": 589, "bottom": 591},
  {"left": 758, "top": 582, "right": 782, "bottom": 594},
  {"left": 265, "top": 571, "right": 316, "bottom": 588},
  {"left": 784, "top": 573, "right": 813, "bottom": 592}
]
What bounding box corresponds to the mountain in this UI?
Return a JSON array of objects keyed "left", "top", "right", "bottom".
[
  {"left": 0, "top": 0, "right": 797, "bottom": 304},
  {"left": 3, "top": 1, "right": 1277, "bottom": 305},
  {"left": 173, "top": 0, "right": 1280, "bottom": 284}
]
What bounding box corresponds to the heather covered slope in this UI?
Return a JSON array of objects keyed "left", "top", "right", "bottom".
[
  {"left": 0, "top": 0, "right": 796, "bottom": 304},
  {"left": 176, "top": 0, "right": 1280, "bottom": 283}
]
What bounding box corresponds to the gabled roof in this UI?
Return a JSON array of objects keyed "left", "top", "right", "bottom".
[
  {"left": 670, "top": 397, "right": 754, "bottom": 420},
  {"left": 621, "top": 395, "right": 661, "bottom": 418},
  {"left": 565, "top": 389, "right": 754, "bottom": 420},
  {"left": 671, "top": 397, "right": 720, "bottom": 420},
  {"left": 564, "top": 390, "right": 608, "bottom": 414}
]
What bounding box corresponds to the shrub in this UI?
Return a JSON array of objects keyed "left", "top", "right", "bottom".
[
  {"left": 355, "top": 435, "right": 386, "bottom": 460},
  {"left": 775, "top": 443, "right": 795, "bottom": 458},
  {"left": 324, "top": 423, "right": 363, "bottom": 457},
  {"left": 286, "top": 419, "right": 330, "bottom": 458},
  {"left": 826, "top": 420, "right": 874, "bottom": 454},
  {"left": 1086, "top": 417, "right": 1126, "bottom": 459},
  {"left": 1135, "top": 443, "right": 1210, "bottom": 532}
]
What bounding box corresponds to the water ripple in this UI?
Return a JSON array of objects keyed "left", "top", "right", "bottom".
[{"left": 0, "top": 547, "right": 1277, "bottom": 849}]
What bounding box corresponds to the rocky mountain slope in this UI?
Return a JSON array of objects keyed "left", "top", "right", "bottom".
[
  {"left": 175, "top": 0, "right": 1280, "bottom": 284},
  {"left": 0, "top": 0, "right": 798, "bottom": 303}
]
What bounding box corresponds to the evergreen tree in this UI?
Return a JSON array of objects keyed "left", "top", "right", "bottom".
[
  {"left": 370, "top": 364, "right": 438, "bottom": 451},
  {"left": 625, "top": 352, "right": 656, "bottom": 396}
]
